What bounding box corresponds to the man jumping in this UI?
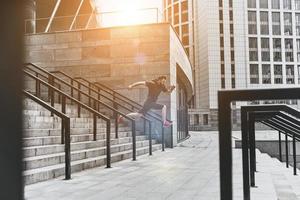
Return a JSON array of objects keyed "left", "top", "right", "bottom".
[{"left": 118, "top": 75, "right": 175, "bottom": 128}]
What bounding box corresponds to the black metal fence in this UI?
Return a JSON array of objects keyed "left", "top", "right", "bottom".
[
  {"left": 218, "top": 88, "right": 300, "bottom": 200},
  {"left": 177, "top": 106, "right": 189, "bottom": 142}
]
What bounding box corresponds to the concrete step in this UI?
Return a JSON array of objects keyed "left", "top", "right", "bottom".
[
  {"left": 23, "top": 135, "right": 149, "bottom": 157},
  {"left": 256, "top": 152, "right": 300, "bottom": 199},
  {"left": 23, "top": 144, "right": 161, "bottom": 185},
  {"left": 23, "top": 139, "right": 157, "bottom": 171},
  {"left": 23, "top": 127, "right": 133, "bottom": 137},
  {"left": 23, "top": 132, "right": 145, "bottom": 147}
]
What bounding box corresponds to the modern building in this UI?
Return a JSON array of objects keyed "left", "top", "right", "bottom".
[{"left": 191, "top": 0, "right": 300, "bottom": 130}]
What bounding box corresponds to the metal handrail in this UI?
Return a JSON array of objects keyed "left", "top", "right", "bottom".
[
  {"left": 24, "top": 63, "right": 140, "bottom": 159},
  {"left": 50, "top": 70, "right": 164, "bottom": 152},
  {"left": 76, "top": 76, "right": 163, "bottom": 122},
  {"left": 23, "top": 90, "right": 71, "bottom": 180},
  {"left": 240, "top": 106, "right": 300, "bottom": 199},
  {"left": 23, "top": 70, "right": 112, "bottom": 167}
]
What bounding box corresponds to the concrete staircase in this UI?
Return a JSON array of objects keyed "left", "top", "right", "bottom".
[
  {"left": 23, "top": 99, "right": 161, "bottom": 185},
  {"left": 255, "top": 150, "right": 300, "bottom": 199}
]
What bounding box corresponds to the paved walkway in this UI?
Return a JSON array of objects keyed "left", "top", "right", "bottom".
[{"left": 25, "top": 131, "right": 278, "bottom": 200}]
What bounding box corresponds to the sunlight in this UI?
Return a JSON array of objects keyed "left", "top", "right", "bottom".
[{"left": 94, "top": 0, "right": 163, "bottom": 27}]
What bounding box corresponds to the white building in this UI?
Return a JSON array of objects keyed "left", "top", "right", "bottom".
[{"left": 191, "top": 0, "right": 300, "bottom": 129}]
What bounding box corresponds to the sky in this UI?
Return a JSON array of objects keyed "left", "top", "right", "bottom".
[{"left": 93, "top": 0, "right": 164, "bottom": 27}]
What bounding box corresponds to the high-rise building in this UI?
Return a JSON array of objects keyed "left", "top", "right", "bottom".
[{"left": 192, "top": 0, "right": 300, "bottom": 129}]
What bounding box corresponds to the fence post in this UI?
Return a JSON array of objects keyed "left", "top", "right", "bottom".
[
  {"left": 132, "top": 121, "right": 136, "bottom": 161},
  {"left": 279, "top": 131, "right": 282, "bottom": 162},
  {"left": 286, "top": 133, "right": 289, "bottom": 168},
  {"left": 106, "top": 120, "right": 111, "bottom": 168}
]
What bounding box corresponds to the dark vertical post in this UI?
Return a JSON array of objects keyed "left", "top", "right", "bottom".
[
  {"left": 113, "top": 94, "right": 118, "bottom": 138},
  {"left": 49, "top": 76, "right": 54, "bottom": 117},
  {"left": 93, "top": 114, "right": 97, "bottom": 141},
  {"left": 88, "top": 84, "right": 91, "bottom": 107},
  {"left": 132, "top": 121, "right": 136, "bottom": 161},
  {"left": 249, "top": 114, "right": 256, "bottom": 187},
  {"left": 64, "top": 118, "right": 71, "bottom": 180},
  {"left": 241, "top": 108, "right": 250, "bottom": 200},
  {"left": 162, "top": 124, "right": 165, "bottom": 151},
  {"left": 279, "top": 131, "right": 282, "bottom": 162},
  {"left": 170, "top": 124, "right": 174, "bottom": 148},
  {"left": 218, "top": 94, "right": 233, "bottom": 200},
  {"left": 286, "top": 133, "right": 289, "bottom": 168},
  {"left": 70, "top": 80, "right": 73, "bottom": 98},
  {"left": 61, "top": 96, "right": 66, "bottom": 144},
  {"left": 0, "top": 1, "right": 24, "bottom": 199},
  {"left": 149, "top": 122, "right": 152, "bottom": 156},
  {"left": 293, "top": 134, "right": 297, "bottom": 175},
  {"left": 115, "top": 113, "right": 118, "bottom": 139},
  {"left": 106, "top": 120, "right": 111, "bottom": 168},
  {"left": 77, "top": 84, "right": 81, "bottom": 117}
]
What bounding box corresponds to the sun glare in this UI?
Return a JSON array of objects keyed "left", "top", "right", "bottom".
[{"left": 95, "top": 0, "right": 162, "bottom": 27}]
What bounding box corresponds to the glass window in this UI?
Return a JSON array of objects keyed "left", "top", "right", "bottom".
[
  {"left": 262, "top": 64, "right": 271, "bottom": 84},
  {"left": 297, "top": 39, "right": 300, "bottom": 61},
  {"left": 250, "top": 64, "right": 259, "bottom": 84},
  {"left": 273, "top": 38, "right": 282, "bottom": 62},
  {"left": 274, "top": 65, "right": 283, "bottom": 84},
  {"left": 296, "top": 0, "right": 300, "bottom": 10},
  {"left": 283, "top": 0, "right": 292, "bottom": 9},
  {"left": 285, "top": 39, "right": 294, "bottom": 62},
  {"left": 298, "top": 65, "right": 300, "bottom": 83},
  {"left": 261, "top": 38, "right": 270, "bottom": 61},
  {"left": 260, "top": 0, "right": 268, "bottom": 8},
  {"left": 271, "top": 0, "right": 280, "bottom": 9},
  {"left": 248, "top": 11, "right": 257, "bottom": 34},
  {"left": 248, "top": 0, "right": 256, "bottom": 8},
  {"left": 260, "top": 12, "right": 269, "bottom": 35},
  {"left": 284, "top": 13, "right": 293, "bottom": 35},
  {"left": 272, "top": 12, "right": 281, "bottom": 35},
  {"left": 286, "top": 65, "right": 295, "bottom": 84},
  {"left": 296, "top": 14, "right": 300, "bottom": 35},
  {"left": 249, "top": 37, "right": 258, "bottom": 61}
]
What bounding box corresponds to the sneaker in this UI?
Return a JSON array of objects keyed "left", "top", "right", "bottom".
[
  {"left": 163, "top": 120, "right": 172, "bottom": 128},
  {"left": 118, "top": 115, "right": 124, "bottom": 124}
]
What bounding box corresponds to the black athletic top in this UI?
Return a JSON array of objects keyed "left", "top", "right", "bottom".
[{"left": 145, "top": 80, "right": 168, "bottom": 102}]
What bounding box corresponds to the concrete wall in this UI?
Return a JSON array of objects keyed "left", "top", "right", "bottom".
[{"left": 24, "top": 23, "right": 193, "bottom": 146}]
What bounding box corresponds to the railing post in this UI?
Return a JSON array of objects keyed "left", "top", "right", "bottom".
[
  {"left": 144, "top": 119, "right": 146, "bottom": 135},
  {"left": 249, "top": 114, "right": 256, "bottom": 187},
  {"left": 149, "top": 121, "right": 152, "bottom": 156},
  {"left": 286, "top": 133, "right": 289, "bottom": 168},
  {"left": 170, "top": 124, "right": 174, "bottom": 148},
  {"left": 293, "top": 134, "right": 297, "bottom": 175},
  {"left": 88, "top": 83, "right": 91, "bottom": 107},
  {"left": 49, "top": 76, "right": 55, "bottom": 117},
  {"left": 61, "top": 96, "right": 66, "bottom": 144},
  {"left": 70, "top": 79, "right": 74, "bottom": 98},
  {"left": 279, "top": 131, "right": 282, "bottom": 162},
  {"left": 64, "top": 118, "right": 71, "bottom": 180},
  {"left": 77, "top": 84, "right": 81, "bottom": 117},
  {"left": 93, "top": 114, "right": 97, "bottom": 141},
  {"left": 115, "top": 113, "right": 118, "bottom": 139},
  {"left": 162, "top": 124, "right": 165, "bottom": 151},
  {"left": 241, "top": 109, "right": 250, "bottom": 200},
  {"left": 132, "top": 121, "right": 136, "bottom": 161},
  {"left": 106, "top": 120, "right": 111, "bottom": 168}
]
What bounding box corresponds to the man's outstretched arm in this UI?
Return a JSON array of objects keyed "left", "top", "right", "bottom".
[{"left": 128, "top": 81, "right": 146, "bottom": 89}]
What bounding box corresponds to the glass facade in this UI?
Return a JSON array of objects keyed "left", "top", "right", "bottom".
[
  {"left": 272, "top": 12, "right": 281, "bottom": 35},
  {"left": 250, "top": 64, "right": 259, "bottom": 84},
  {"left": 274, "top": 65, "right": 283, "bottom": 84},
  {"left": 248, "top": 11, "right": 257, "bottom": 34},
  {"left": 260, "top": 11, "right": 269, "bottom": 35},
  {"left": 285, "top": 39, "right": 294, "bottom": 62},
  {"left": 286, "top": 65, "right": 295, "bottom": 84},
  {"left": 249, "top": 37, "right": 258, "bottom": 61},
  {"left": 261, "top": 38, "right": 270, "bottom": 61},
  {"left": 273, "top": 38, "right": 282, "bottom": 61},
  {"left": 262, "top": 64, "right": 271, "bottom": 84},
  {"left": 284, "top": 13, "right": 292, "bottom": 36}
]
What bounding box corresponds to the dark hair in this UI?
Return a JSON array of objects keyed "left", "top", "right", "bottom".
[{"left": 157, "top": 75, "right": 167, "bottom": 80}]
